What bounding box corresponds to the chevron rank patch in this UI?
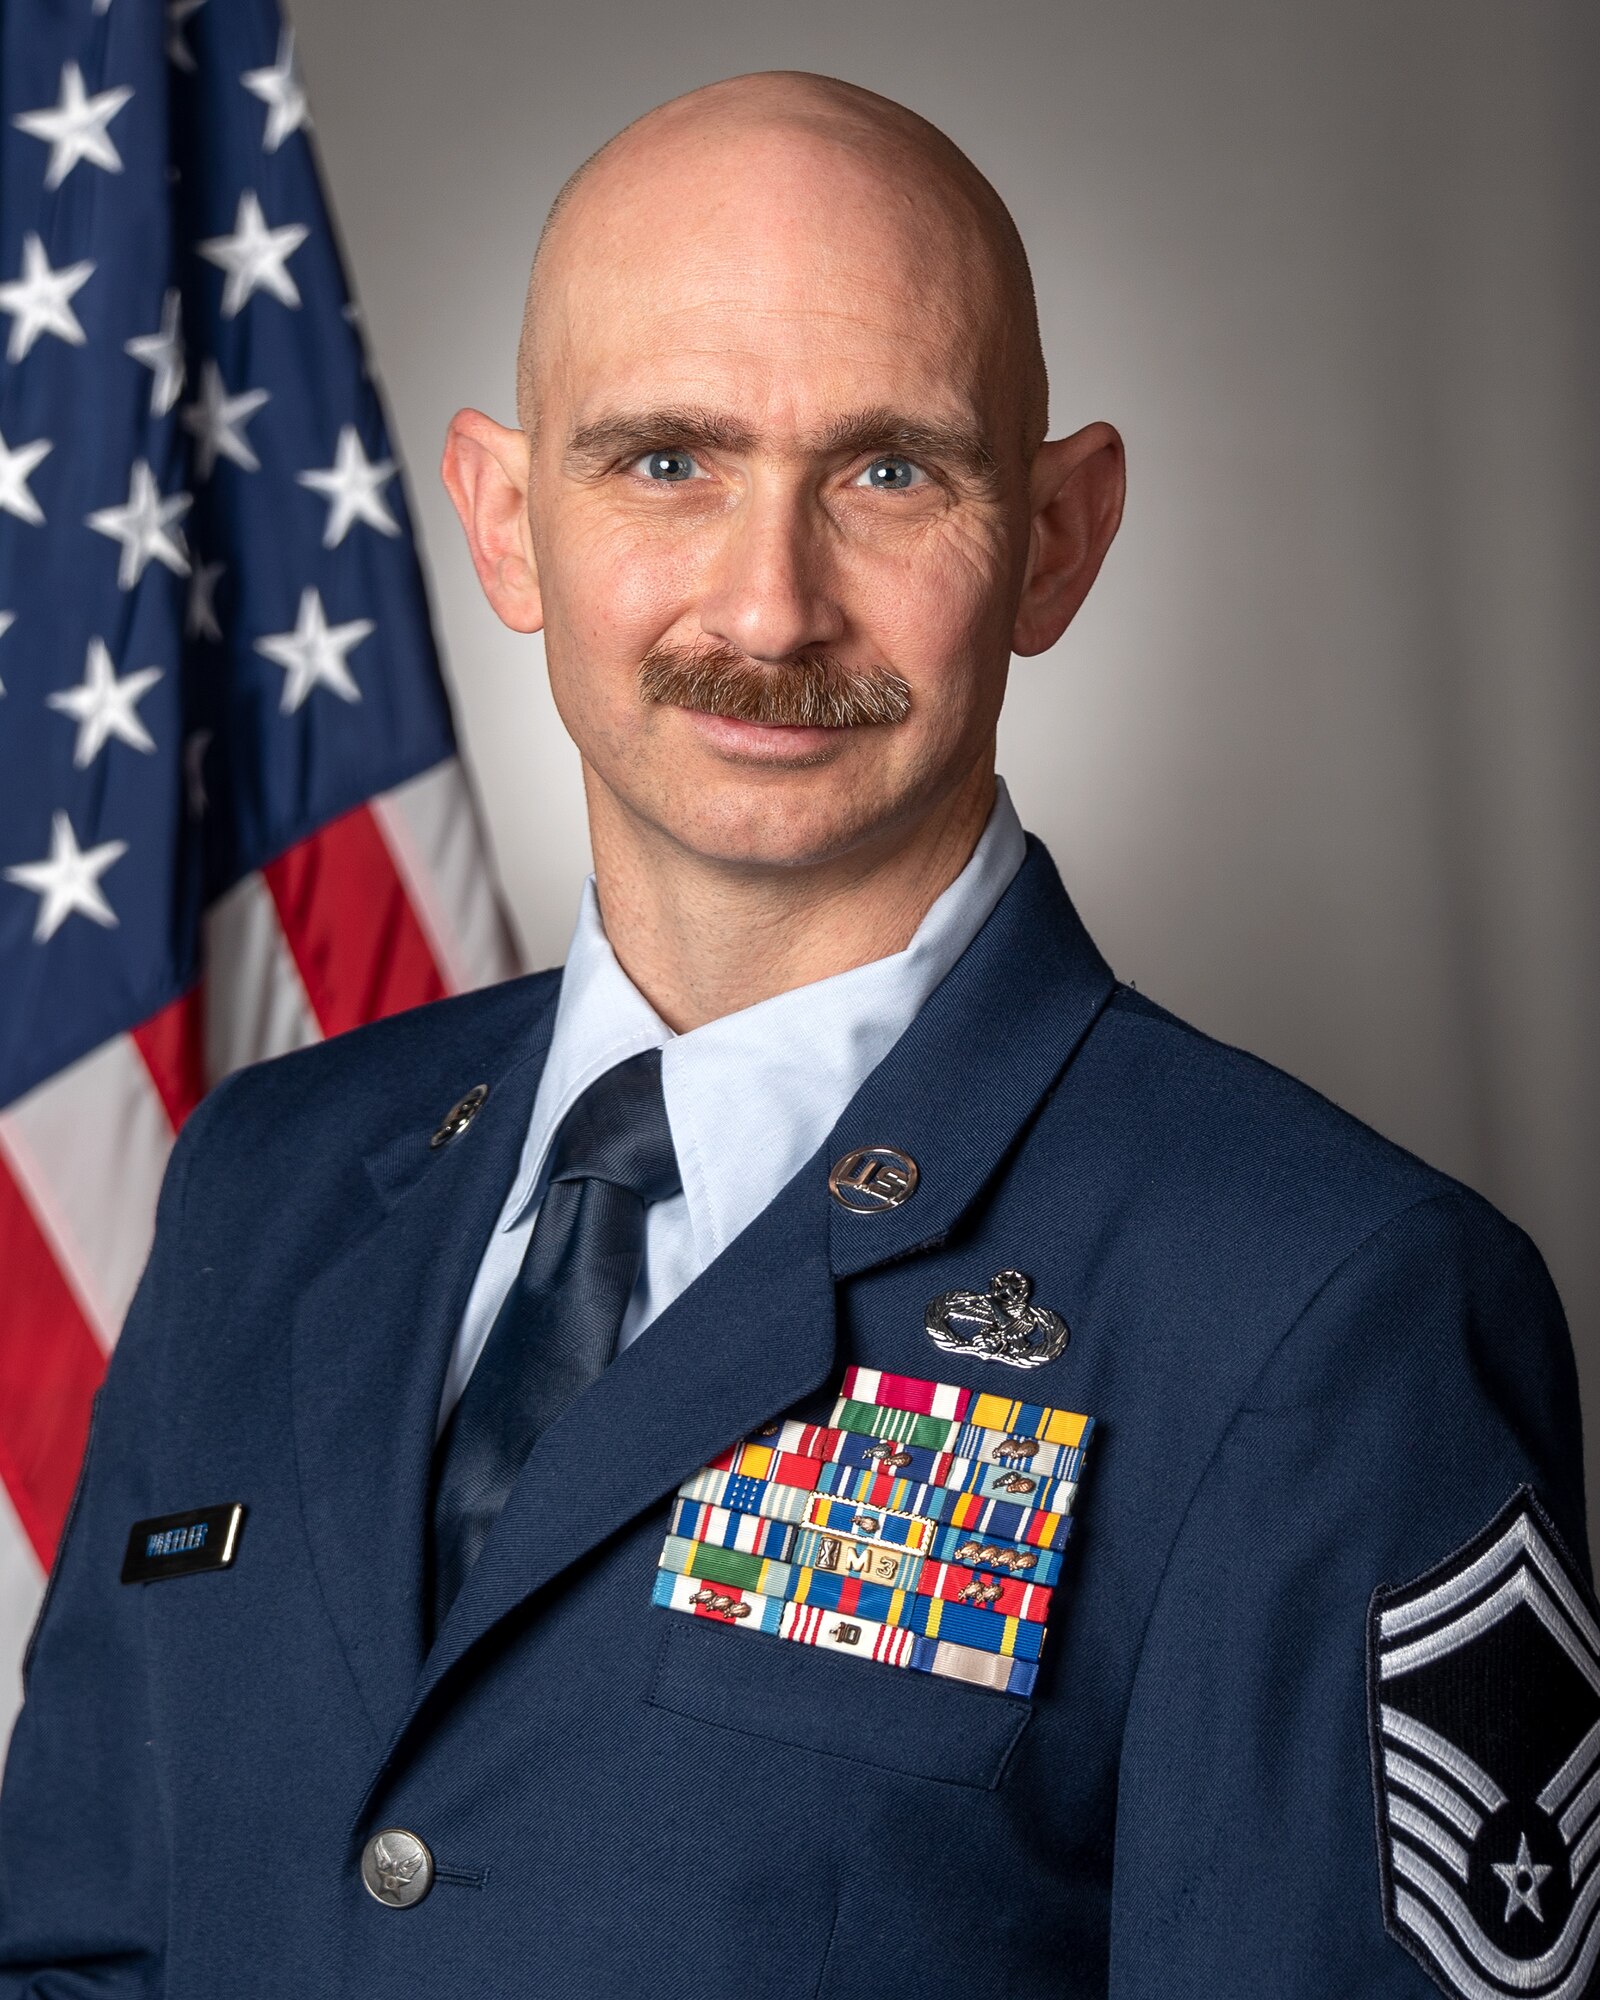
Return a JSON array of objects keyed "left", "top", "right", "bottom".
[
  {"left": 1369, "top": 1488, "right": 1600, "bottom": 2000},
  {"left": 653, "top": 1367, "right": 1094, "bottom": 1698}
]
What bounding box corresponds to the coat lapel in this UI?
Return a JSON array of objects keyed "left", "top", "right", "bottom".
[
  {"left": 824, "top": 837, "right": 1117, "bottom": 1281},
  {"left": 369, "top": 1137, "right": 838, "bottom": 1792},
  {"left": 357, "top": 839, "right": 1115, "bottom": 1810},
  {"left": 290, "top": 986, "right": 555, "bottom": 1737}
]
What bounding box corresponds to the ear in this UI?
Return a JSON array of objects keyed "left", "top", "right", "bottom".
[
  {"left": 440, "top": 408, "right": 543, "bottom": 634},
  {"left": 1011, "top": 421, "right": 1125, "bottom": 657}
]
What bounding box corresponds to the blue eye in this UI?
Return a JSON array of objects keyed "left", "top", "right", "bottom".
[
  {"left": 637, "top": 450, "right": 700, "bottom": 482},
  {"left": 857, "top": 456, "right": 924, "bottom": 491}
]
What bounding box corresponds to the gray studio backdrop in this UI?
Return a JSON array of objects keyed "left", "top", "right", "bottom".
[{"left": 287, "top": 0, "right": 1600, "bottom": 1538}]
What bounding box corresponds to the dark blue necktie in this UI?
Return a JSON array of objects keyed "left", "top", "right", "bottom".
[{"left": 427, "top": 1047, "right": 680, "bottom": 1635}]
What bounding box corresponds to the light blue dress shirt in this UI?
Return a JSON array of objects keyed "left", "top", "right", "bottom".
[{"left": 437, "top": 779, "right": 1027, "bottom": 1430}]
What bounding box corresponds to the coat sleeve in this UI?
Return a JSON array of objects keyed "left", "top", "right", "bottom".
[
  {"left": 0, "top": 1079, "right": 235, "bottom": 1997},
  {"left": 1106, "top": 1189, "right": 1591, "bottom": 2000}
]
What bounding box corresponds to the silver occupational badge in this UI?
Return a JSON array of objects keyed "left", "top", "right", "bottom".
[
  {"left": 1370, "top": 1490, "right": 1600, "bottom": 2000},
  {"left": 923, "top": 1269, "right": 1069, "bottom": 1369}
]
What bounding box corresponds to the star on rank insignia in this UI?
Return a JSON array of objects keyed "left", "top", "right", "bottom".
[{"left": 1369, "top": 1489, "right": 1600, "bottom": 2000}]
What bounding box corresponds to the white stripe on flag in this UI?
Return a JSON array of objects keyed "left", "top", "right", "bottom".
[
  {"left": 0, "top": 1035, "right": 173, "bottom": 1350},
  {"left": 0, "top": 1478, "right": 44, "bottom": 1766},
  {"left": 203, "top": 871, "right": 321, "bottom": 1082},
  {"left": 370, "top": 758, "right": 518, "bottom": 995}
]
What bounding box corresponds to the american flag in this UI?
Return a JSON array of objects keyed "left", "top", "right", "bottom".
[{"left": 0, "top": 0, "right": 517, "bottom": 1751}]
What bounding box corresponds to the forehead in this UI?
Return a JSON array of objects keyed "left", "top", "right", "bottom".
[{"left": 537, "top": 125, "right": 1004, "bottom": 439}]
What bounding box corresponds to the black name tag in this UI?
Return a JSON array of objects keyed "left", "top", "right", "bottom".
[{"left": 120, "top": 1503, "right": 245, "bottom": 1584}]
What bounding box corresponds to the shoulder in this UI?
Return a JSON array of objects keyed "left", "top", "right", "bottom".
[
  {"left": 171, "top": 968, "right": 562, "bottom": 1194},
  {"left": 1075, "top": 980, "right": 1476, "bottom": 1233},
  {"left": 1062, "top": 979, "right": 1455, "bottom": 1195},
  {"left": 1046, "top": 982, "right": 1553, "bottom": 1362},
  {"left": 1044, "top": 984, "right": 1582, "bottom": 1553}
]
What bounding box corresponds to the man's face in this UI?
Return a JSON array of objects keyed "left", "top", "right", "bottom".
[{"left": 521, "top": 125, "right": 1035, "bottom": 871}]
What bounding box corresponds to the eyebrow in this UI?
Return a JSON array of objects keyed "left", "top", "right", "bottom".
[{"left": 565, "top": 404, "right": 999, "bottom": 482}]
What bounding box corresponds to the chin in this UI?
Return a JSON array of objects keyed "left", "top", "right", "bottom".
[{"left": 651, "top": 764, "right": 917, "bottom": 873}]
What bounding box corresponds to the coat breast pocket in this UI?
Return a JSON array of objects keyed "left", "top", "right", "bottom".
[{"left": 645, "top": 1610, "right": 1031, "bottom": 1790}]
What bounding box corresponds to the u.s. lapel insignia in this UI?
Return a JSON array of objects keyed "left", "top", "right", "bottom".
[
  {"left": 828, "top": 1145, "right": 919, "bottom": 1214},
  {"left": 429, "top": 1083, "right": 488, "bottom": 1150},
  {"left": 924, "top": 1269, "right": 1069, "bottom": 1369},
  {"left": 1369, "top": 1487, "right": 1600, "bottom": 1999}
]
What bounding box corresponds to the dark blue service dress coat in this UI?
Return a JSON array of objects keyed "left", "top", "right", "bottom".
[{"left": 0, "top": 840, "right": 1591, "bottom": 2000}]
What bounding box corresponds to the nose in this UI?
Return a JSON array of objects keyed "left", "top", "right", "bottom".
[{"left": 696, "top": 477, "right": 846, "bottom": 662}]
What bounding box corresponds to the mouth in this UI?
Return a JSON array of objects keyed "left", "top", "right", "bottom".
[{"left": 673, "top": 710, "right": 856, "bottom": 765}]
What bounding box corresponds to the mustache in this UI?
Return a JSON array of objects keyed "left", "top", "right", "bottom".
[{"left": 638, "top": 642, "right": 912, "bottom": 729}]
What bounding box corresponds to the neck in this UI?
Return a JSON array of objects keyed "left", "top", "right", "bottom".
[{"left": 585, "top": 764, "right": 998, "bottom": 1032}]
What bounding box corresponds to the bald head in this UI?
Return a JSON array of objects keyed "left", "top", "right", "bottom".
[
  {"left": 516, "top": 72, "right": 1049, "bottom": 457},
  {"left": 445, "top": 68, "right": 1124, "bottom": 898}
]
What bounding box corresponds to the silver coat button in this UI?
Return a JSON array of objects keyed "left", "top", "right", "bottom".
[{"left": 361, "top": 1828, "right": 434, "bottom": 1908}]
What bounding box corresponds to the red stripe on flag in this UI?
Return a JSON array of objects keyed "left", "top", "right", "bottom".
[
  {"left": 264, "top": 803, "right": 448, "bottom": 1038},
  {"left": 131, "top": 985, "right": 205, "bottom": 1130},
  {"left": 0, "top": 1156, "right": 107, "bottom": 1567}
]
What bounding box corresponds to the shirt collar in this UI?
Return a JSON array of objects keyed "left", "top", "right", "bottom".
[{"left": 501, "top": 778, "right": 1027, "bottom": 1255}]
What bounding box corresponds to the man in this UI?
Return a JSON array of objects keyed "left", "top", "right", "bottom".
[{"left": 0, "top": 70, "right": 1591, "bottom": 2000}]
